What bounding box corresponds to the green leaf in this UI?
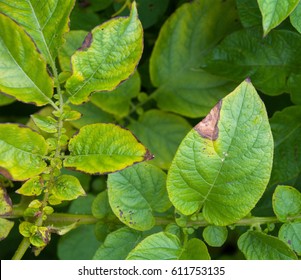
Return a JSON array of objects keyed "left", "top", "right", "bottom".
[
  {"left": 238, "top": 230, "right": 297, "bottom": 260},
  {"left": 108, "top": 163, "right": 171, "bottom": 231},
  {"left": 0, "top": 187, "right": 12, "bottom": 215},
  {"left": 0, "top": 218, "right": 14, "bottom": 241},
  {"left": 167, "top": 81, "right": 273, "bottom": 225},
  {"left": 31, "top": 115, "right": 57, "bottom": 134},
  {"left": 0, "top": 13, "right": 53, "bottom": 106},
  {"left": 91, "top": 71, "right": 140, "bottom": 118},
  {"left": 30, "top": 226, "right": 51, "bottom": 247},
  {"left": 0, "top": 124, "right": 48, "bottom": 181},
  {"left": 94, "top": 227, "right": 143, "bottom": 260},
  {"left": 150, "top": 0, "right": 239, "bottom": 117},
  {"left": 279, "top": 222, "right": 301, "bottom": 255},
  {"left": 64, "top": 123, "right": 153, "bottom": 175},
  {"left": 128, "top": 110, "right": 192, "bottom": 169},
  {"left": 16, "top": 176, "right": 43, "bottom": 196},
  {"left": 272, "top": 185, "right": 301, "bottom": 221},
  {"left": 290, "top": 2, "right": 301, "bottom": 33},
  {"left": 0, "top": 94, "right": 14, "bottom": 106},
  {"left": 66, "top": 2, "right": 143, "bottom": 105},
  {"left": 126, "top": 232, "right": 182, "bottom": 260},
  {"left": 0, "top": 0, "right": 75, "bottom": 63},
  {"left": 257, "top": 0, "right": 300, "bottom": 36},
  {"left": 19, "top": 221, "right": 34, "bottom": 238},
  {"left": 203, "top": 226, "right": 228, "bottom": 247},
  {"left": 51, "top": 175, "right": 85, "bottom": 201},
  {"left": 204, "top": 28, "right": 301, "bottom": 98},
  {"left": 92, "top": 190, "right": 114, "bottom": 219},
  {"left": 179, "top": 238, "right": 210, "bottom": 260},
  {"left": 236, "top": 0, "right": 262, "bottom": 28},
  {"left": 270, "top": 106, "right": 301, "bottom": 185},
  {"left": 68, "top": 194, "right": 95, "bottom": 215}
]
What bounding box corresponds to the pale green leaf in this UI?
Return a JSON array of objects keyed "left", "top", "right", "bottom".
[
  {"left": 108, "top": 163, "right": 171, "bottom": 231},
  {"left": 270, "top": 106, "right": 301, "bottom": 185},
  {"left": 290, "top": 2, "right": 301, "bottom": 33},
  {"left": 279, "top": 222, "right": 301, "bottom": 255},
  {"left": 0, "top": 0, "right": 75, "bottom": 63},
  {"left": 94, "top": 227, "right": 143, "bottom": 260},
  {"left": 0, "top": 124, "right": 48, "bottom": 181},
  {"left": 0, "top": 94, "right": 14, "bottom": 106},
  {"left": 16, "top": 176, "right": 43, "bottom": 196},
  {"left": 238, "top": 230, "right": 297, "bottom": 260},
  {"left": 91, "top": 71, "right": 140, "bottom": 118},
  {"left": 0, "top": 13, "right": 53, "bottom": 106},
  {"left": 31, "top": 115, "right": 57, "bottom": 134},
  {"left": 66, "top": 2, "right": 143, "bottom": 105},
  {"left": 0, "top": 186, "right": 12, "bottom": 215},
  {"left": 272, "top": 185, "right": 301, "bottom": 221},
  {"left": 0, "top": 218, "right": 14, "bottom": 241},
  {"left": 128, "top": 110, "right": 192, "bottom": 169},
  {"left": 203, "top": 226, "right": 228, "bottom": 247},
  {"left": 257, "top": 0, "right": 300, "bottom": 36},
  {"left": 179, "top": 238, "right": 210, "bottom": 260},
  {"left": 167, "top": 81, "right": 273, "bottom": 225},
  {"left": 64, "top": 123, "right": 152, "bottom": 174},
  {"left": 150, "top": 0, "right": 239, "bottom": 117}
]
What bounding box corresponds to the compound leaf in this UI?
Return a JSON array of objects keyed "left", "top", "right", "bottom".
[
  {"left": 0, "top": 124, "right": 48, "bottom": 181},
  {"left": 108, "top": 163, "right": 170, "bottom": 231},
  {"left": 167, "top": 81, "right": 273, "bottom": 225},
  {"left": 66, "top": 2, "right": 143, "bottom": 105},
  {"left": 64, "top": 123, "right": 152, "bottom": 175},
  {"left": 238, "top": 230, "right": 297, "bottom": 260},
  {"left": 0, "top": 13, "right": 53, "bottom": 106}
]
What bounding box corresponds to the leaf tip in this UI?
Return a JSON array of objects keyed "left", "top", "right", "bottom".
[{"left": 245, "top": 77, "right": 252, "bottom": 83}]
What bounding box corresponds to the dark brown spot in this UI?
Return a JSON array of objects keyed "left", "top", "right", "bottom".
[
  {"left": 79, "top": 32, "right": 92, "bottom": 51},
  {"left": 144, "top": 150, "right": 154, "bottom": 161},
  {"left": 0, "top": 167, "right": 13, "bottom": 180},
  {"left": 194, "top": 100, "right": 222, "bottom": 140}
]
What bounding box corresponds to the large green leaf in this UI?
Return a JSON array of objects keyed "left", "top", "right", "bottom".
[
  {"left": 108, "top": 163, "right": 171, "bottom": 231},
  {"left": 0, "top": 0, "right": 75, "bottom": 63},
  {"left": 279, "top": 222, "right": 301, "bottom": 255},
  {"left": 270, "top": 106, "right": 301, "bottom": 185},
  {"left": 66, "top": 2, "right": 143, "bottom": 105},
  {"left": 149, "top": 0, "right": 239, "bottom": 118},
  {"left": 64, "top": 123, "right": 152, "bottom": 174},
  {"left": 238, "top": 230, "right": 297, "bottom": 260},
  {"left": 236, "top": 0, "right": 262, "bottom": 28},
  {"left": 128, "top": 110, "right": 192, "bottom": 169},
  {"left": 167, "top": 81, "right": 273, "bottom": 225},
  {"left": 0, "top": 13, "right": 53, "bottom": 106},
  {"left": 257, "top": 0, "right": 300, "bottom": 36},
  {"left": 0, "top": 124, "right": 48, "bottom": 181},
  {"left": 204, "top": 28, "right": 301, "bottom": 98}
]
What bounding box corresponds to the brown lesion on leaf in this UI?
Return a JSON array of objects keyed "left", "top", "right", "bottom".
[
  {"left": 79, "top": 32, "right": 93, "bottom": 51},
  {"left": 194, "top": 100, "right": 222, "bottom": 140},
  {"left": 0, "top": 167, "right": 13, "bottom": 181}
]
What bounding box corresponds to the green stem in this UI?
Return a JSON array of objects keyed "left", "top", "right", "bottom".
[
  {"left": 46, "top": 213, "right": 99, "bottom": 226},
  {"left": 12, "top": 237, "right": 31, "bottom": 260}
]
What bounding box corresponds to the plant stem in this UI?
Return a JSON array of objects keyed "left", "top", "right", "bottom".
[
  {"left": 12, "top": 237, "right": 31, "bottom": 260},
  {"left": 46, "top": 213, "right": 99, "bottom": 226}
]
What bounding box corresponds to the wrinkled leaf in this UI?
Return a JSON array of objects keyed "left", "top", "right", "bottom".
[
  {"left": 129, "top": 110, "right": 192, "bottom": 169},
  {"left": 0, "top": 124, "right": 48, "bottom": 181},
  {"left": 279, "top": 222, "right": 301, "bottom": 255},
  {"left": 273, "top": 185, "right": 301, "bottom": 221},
  {"left": 31, "top": 115, "right": 57, "bottom": 134},
  {"left": 238, "top": 230, "right": 297, "bottom": 260},
  {"left": 167, "top": 81, "right": 273, "bottom": 225},
  {"left": 203, "top": 226, "right": 228, "bottom": 247},
  {"left": 150, "top": 0, "right": 239, "bottom": 117},
  {"left": 64, "top": 123, "right": 152, "bottom": 174},
  {"left": 0, "top": 13, "right": 53, "bottom": 106},
  {"left": 66, "top": 2, "right": 143, "bottom": 105},
  {"left": 108, "top": 163, "right": 170, "bottom": 231},
  {"left": 0, "top": 218, "right": 14, "bottom": 241},
  {"left": 0, "top": 0, "right": 75, "bottom": 63},
  {"left": 0, "top": 186, "right": 12, "bottom": 215},
  {"left": 16, "top": 176, "right": 43, "bottom": 196},
  {"left": 257, "top": 0, "right": 300, "bottom": 36}
]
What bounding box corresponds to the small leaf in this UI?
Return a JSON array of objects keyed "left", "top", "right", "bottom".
[
  {"left": 179, "top": 238, "right": 210, "bottom": 260},
  {"left": 64, "top": 123, "right": 152, "bottom": 175},
  {"left": 94, "top": 227, "right": 143, "bottom": 260},
  {"left": 238, "top": 230, "right": 297, "bottom": 260},
  {"left": 0, "top": 218, "right": 14, "bottom": 241},
  {"left": 129, "top": 110, "right": 192, "bottom": 169},
  {"left": 66, "top": 2, "right": 143, "bottom": 105},
  {"left": 203, "top": 226, "right": 228, "bottom": 247},
  {"left": 30, "top": 226, "right": 51, "bottom": 247},
  {"left": 0, "top": 186, "right": 12, "bottom": 215},
  {"left": 279, "top": 222, "right": 301, "bottom": 255},
  {"left": 290, "top": 2, "right": 301, "bottom": 33},
  {"left": 0, "top": 13, "right": 53, "bottom": 106},
  {"left": 167, "top": 81, "right": 273, "bottom": 225},
  {"left": 257, "top": 0, "right": 300, "bottom": 36},
  {"left": 272, "top": 185, "right": 301, "bottom": 221},
  {"left": 31, "top": 115, "right": 57, "bottom": 134},
  {"left": 126, "top": 232, "right": 182, "bottom": 260},
  {"left": 0, "top": 0, "right": 75, "bottom": 63},
  {"left": 108, "top": 163, "right": 171, "bottom": 231},
  {"left": 92, "top": 190, "right": 114, "bottom": 219},
  {"left": 0, "top": 124, "right": 48, "bottom": 181},
  {"left": 19, "top": 221, "right": 34, "bottom": 238},
  {"left": 51, "top": 175, "right": 85, "bottom": 201},
  {"left": 16, "top": 177, "right": 43, "bottom": 196}
]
